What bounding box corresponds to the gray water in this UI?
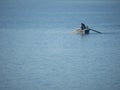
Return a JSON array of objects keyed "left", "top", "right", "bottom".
[{"left": 0, "top": 0, "right": 120, "bottom": 90}]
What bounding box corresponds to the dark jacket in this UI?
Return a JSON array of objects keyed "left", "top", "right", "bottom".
[{"left": 81, "top": 23, "right": 86, "bottom": 30}]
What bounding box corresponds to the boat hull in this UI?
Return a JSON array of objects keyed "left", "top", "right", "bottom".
[{"left": 77, "top": 29, "right": 90, "bottom": 35}]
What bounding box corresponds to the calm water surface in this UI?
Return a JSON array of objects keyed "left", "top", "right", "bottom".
[{"left": 0, "top": 0, "right": 120, "bottom": 90}]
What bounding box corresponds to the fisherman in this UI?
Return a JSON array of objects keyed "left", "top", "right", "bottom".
[{"left": 81, "top": 23, "right": 86, "bottom": 30}]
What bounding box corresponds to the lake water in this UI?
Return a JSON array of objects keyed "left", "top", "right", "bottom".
[{"left": 0, "top": 0, "right": 120, "bottom": 90}]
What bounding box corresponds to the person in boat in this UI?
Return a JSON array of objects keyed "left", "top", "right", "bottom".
[
  {"left": 80, "top": 23, "right": 90, "bottom": 34},
  {"left": 81, "top": 23, "right": 86, "bottom": 30}
]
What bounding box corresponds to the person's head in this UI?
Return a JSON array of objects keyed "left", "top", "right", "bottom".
[{"left": 81, "top": 23, "right": 85, "bottom": 25}]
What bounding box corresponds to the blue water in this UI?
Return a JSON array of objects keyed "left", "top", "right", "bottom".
[{"left": 0, "top": 0, "right": 120, "bottom": 90}]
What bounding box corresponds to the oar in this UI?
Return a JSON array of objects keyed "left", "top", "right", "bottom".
[
  {"left": 89, "top": 28, "right": 102, "bottom": 34},
  {"left": 70, "top": 29, "right": 80, "bottom": 35},
  {"left": 70, "top": 30, "right": 77, "bottom": 35}
]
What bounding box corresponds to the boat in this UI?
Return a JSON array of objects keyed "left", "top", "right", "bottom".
[
  {"left": 71, "top": 27, "right": 101, "bottom": 35},
  {"left": 76, "top": 28, "right": 90, "bottom": 35}
]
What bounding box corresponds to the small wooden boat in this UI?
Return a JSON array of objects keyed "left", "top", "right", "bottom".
[
  {"left": 76, "top": 28, "right": 90, "bottom": 35},
  {"left": 71, "top": 27, "right": 101, "bottom": 35}
]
